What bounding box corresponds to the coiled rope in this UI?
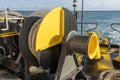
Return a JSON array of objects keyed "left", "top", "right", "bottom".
[{"left": 98, "top": 70, "right": 120, "bottom": 80}]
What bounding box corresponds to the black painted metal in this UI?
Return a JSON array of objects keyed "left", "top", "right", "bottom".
[
  {"left": 66, "top": 35, "right": 90, "bottom": 55},
  {"left": 37, "top": 44, "right": 61, "bottom": 72},
  {"left": 19, "top": 17, "right": 41, "bottom": 80},
  {"left": 63, "top": 8, "right": 77, "bottom": 37},
  {"left": 19, "top": 17, "right": 40, "bottom": 67}
]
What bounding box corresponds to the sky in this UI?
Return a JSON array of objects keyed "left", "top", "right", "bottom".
[{"left": 0, "top": 0, "right": 120, "bottom": 11}]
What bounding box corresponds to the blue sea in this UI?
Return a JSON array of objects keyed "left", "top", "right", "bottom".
[{"left": 18, "top": 11, "right": 120, "bottom": 44}]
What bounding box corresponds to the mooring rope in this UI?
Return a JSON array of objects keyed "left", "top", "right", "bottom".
[{"left": 98, "top": 70, "right": 120, "bottom": 80}]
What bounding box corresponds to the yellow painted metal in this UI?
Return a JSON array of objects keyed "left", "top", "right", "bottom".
[
  {"left": 98, "top": 53, "right": 114, "bottom": 70},
  {"left": 88, "top": 32, "right": 101, "bottom": 59},
  {"left": 114, "top": 57, "right": 120, "bottom": 62},
  {"left": 75, "top": 53, "right": 83, "bottom": 65},
  {"left": 0, "top": 32, "right": 19, "bottom": 38},
  {"left": 94, "top": 45, "right": 101, "bottom": 59},
  {"left": 102, "top": 38, "right": 108, "bottom": 44},
  {"left": 100, "top": 46, "right": 108, "bottom": 53},
  {"left": 0, "top": 18, "right": 5, "bottom": 20},
  {"left": 85, "top": 53, "right": 114, "bottom": 77},
  {"left": 35, "top": 7, "right": 64, "bottom": 51}
]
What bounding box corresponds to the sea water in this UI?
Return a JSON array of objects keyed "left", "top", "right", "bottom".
[
  {"left": 19, "top": 11, "right": 120, "bottom": 44},
  {"left": 77, "top": 11, "right": 120, "bottom": 44}
]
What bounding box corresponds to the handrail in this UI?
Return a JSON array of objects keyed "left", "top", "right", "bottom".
[
  {"left": 1, "top": 5, "right": 9, "bottom": 31},
  {"left": 111, "top": 23, "right": 120, "bottom": 33},
  {"left": 1, "top": 6, "right": 24, "bottom": 31},
  {"left": 77, "top": 22, "right": 98, "bottom": 32},
  {"left": 0, "top": 17, "right": 24, "bottom": 20}
]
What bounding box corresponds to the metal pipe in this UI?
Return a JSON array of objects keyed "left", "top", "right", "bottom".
[
  {"left": 7, "top": 17, "right": 24, "bottom": 20},
  {"left": 1, "top": 5, "right": 9, "bottom": 31},
  {"left": 0, "top": 18, "right": 24, "bottom": 20},
  {"left": 1, "top": 6, "right": 24, "bottom": 31},
  {"left": 66, "top": 35, "right": 90, "bottom": 55},
  {"left": 81, "top": 0, "right": 84, "bottom": 35}
]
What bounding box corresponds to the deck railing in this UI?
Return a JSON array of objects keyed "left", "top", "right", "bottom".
[
  {"left": 111, "top": 23, "right": 120, "bottom": 33},
  {"left": 77, "top": 22, "right": 98, "bottom": 34}
]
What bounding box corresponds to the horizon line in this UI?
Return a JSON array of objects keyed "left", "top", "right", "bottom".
[{"left": 1, "top": 8, "right": 120, "bottom": 11}]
